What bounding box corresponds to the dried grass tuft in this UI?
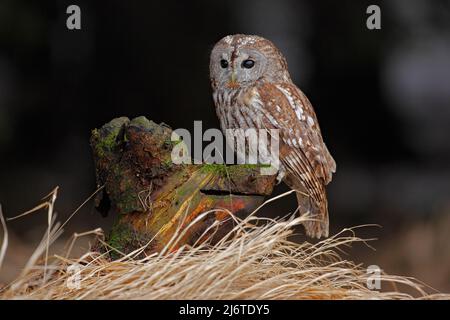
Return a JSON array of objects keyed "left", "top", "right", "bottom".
[{"left": 0, "top": 189, "right": 449, "bottom": 300}]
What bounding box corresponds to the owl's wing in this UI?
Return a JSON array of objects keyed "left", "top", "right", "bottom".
[
  {"left": 255, "top": 82, "right": 335, "bottom": 182},
  {"left": 253, "top": 82, "right": 336, "bottom": 222}
]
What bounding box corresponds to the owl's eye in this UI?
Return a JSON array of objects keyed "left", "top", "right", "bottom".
[
  {"left": 241, "top": 59, "right": 255, "bottom": 69},
  {"left": 220, "top": 59, "right": 229, "bottom": 68}
]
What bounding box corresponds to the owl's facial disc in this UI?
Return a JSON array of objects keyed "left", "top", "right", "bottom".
[{"left": 210, "top": 47, "right": 266, "bottom": 89}]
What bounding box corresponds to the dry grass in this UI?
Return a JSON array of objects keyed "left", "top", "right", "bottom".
[{"left": 0, "top": 189, "right": 449, "bottom": 300}]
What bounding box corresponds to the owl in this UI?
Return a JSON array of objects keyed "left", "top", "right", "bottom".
[{"left": 209, "top": 34, "right": 336, "bottom": 238}]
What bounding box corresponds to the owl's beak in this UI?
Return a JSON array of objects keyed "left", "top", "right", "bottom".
[{"left": 227, "top": 72, "right": 239, "bottom": 89}]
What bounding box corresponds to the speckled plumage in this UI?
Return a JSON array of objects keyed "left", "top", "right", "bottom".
[{"left": 210, "top": 34, "right": 336, "bottom": 238}]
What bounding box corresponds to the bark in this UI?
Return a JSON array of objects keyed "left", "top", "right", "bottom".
[{"left": 90, "top": 117, "right": 276, "bottom": 257}]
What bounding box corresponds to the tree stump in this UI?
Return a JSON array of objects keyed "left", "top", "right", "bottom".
[{"left": 90, "top": 117, "right": 277, "bottom": 257}]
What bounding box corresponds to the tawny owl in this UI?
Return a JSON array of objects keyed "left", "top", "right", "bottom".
[{"left": 209, "top": 34, "right": 336, "bottom": 238}]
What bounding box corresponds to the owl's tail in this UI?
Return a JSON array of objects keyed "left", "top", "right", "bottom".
[{"left": 296, "top": 192, "right": 329, "bottom": 239}]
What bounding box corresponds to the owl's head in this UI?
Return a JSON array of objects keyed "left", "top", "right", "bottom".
[{"left": 210, "top": 34, "right": 291, "bottom": 90}]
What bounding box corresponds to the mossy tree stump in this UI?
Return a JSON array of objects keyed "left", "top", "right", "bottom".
[{"left": 90, "top": 117, "right": 277, "bottom": 257}]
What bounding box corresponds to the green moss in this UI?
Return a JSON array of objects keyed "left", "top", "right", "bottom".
[
  {"left": 236, "top": 163, "right": 272, "bottom": 169},
  {"left": 162, "top": 157, "right": 173, "bottom": 168},
  {"left": 92, "top": 117, "right": 129, "bottom": 158},
  {"left": 115, "top": 175, "right": 141, "bottom": 213},
  {"left": 107, "top": 223, "right": 135, "bottom": 259},
  {"left": 107, "top": 221, "right": 153, "bottom": 259},
  {"left": 165, "top": 137, "right": 182, "bottom": 147},
  {"left": 116, "top": 193, "right": 140, "bottom": 213},
  {"left": 95, "top": 132, "right": 118, "bottom": 157},
  {"left": 130, "top": 116, "right": 153, "bottom": 129},
  {"left": 200, "top": 163, "right": 230, "bottom": 176},
  {"left": 199, "top": 163, "right": 272, "bottom": 177}
]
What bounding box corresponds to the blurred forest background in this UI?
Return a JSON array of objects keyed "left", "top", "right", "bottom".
[{"left": 0, "top": 0, "right": 449, "bottom": 291}]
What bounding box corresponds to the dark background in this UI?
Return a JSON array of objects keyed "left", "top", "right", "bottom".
[{"left": 1, "top": 0, "right": 449, "bottom": 291}]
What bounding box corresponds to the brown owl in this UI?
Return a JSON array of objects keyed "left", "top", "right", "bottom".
[{"left": 209, "top": 34, "right": 336, "bottom": 238}]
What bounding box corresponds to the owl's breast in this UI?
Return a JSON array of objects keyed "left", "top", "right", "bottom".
[
  {"left": 213, "top": 86, "right": 263, "bottom": 131},
  {"left": 212, "top": 86, "right": 282, "bottom": 169}
]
